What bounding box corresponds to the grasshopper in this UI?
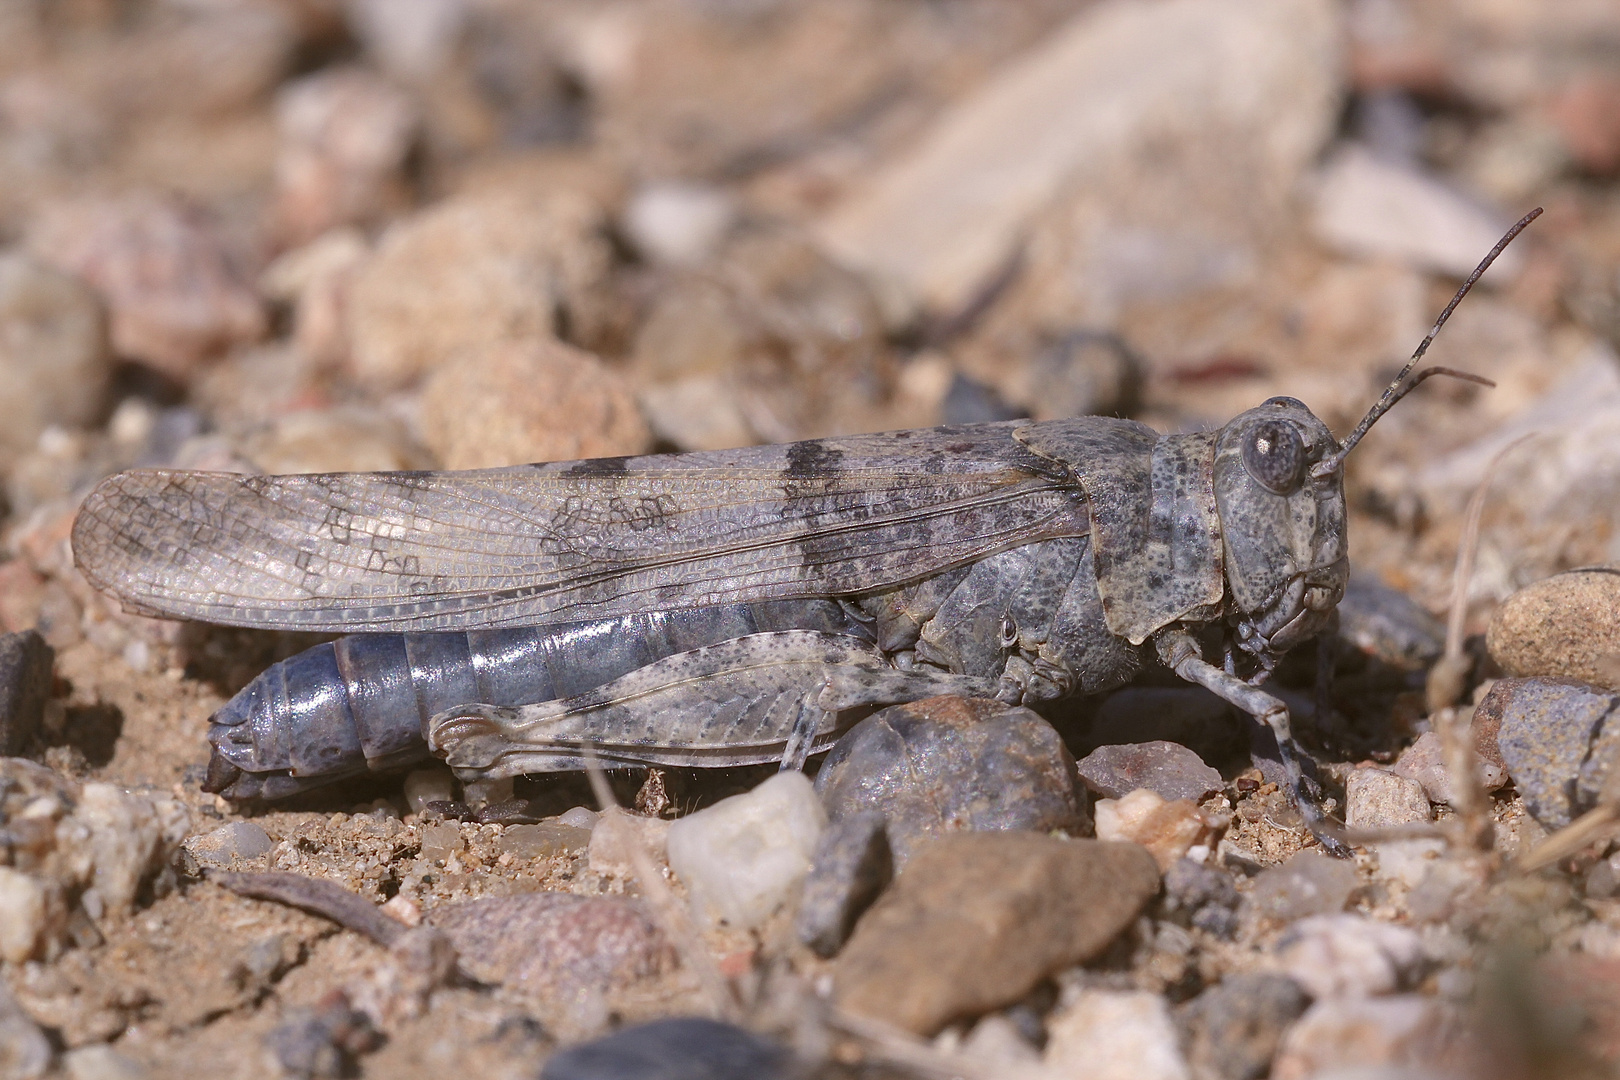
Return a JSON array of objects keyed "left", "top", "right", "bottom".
[{"left": 70, "top": 211, "right": 1540, "bottom": 854}]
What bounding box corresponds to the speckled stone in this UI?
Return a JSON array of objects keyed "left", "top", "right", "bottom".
[
  {"left": 1076, "top": 740, "right": 1223, "bottom": 802},
  {"left": 0, "top": 630, "right": 52, "bottom": 757},
  {"left": 814, "top": 696, "right": 1087, "bottom": 866},
  {"left": 1488, "top": 567, "right": 1620, "bottom": 691},
  {"left": 1177, "top": 974, "right": 1309, "bottom": 1080},
  {"left": 539, "top": 1018, "right": 792, "bottom": 1080},
  {"left": 428, "top": 893, "right": 675, "bottom": 1001},
  {"left": 832, "top": 832, "right": 1158, "bottom": 1035},
  {"left": 1485, "top": 677, "right": 1620, "bottom": 829},
  {"left": 1249, "top": 850, "right": 1358, "bottom": 921}
]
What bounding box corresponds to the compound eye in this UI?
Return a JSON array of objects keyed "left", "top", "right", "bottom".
[{"left": 1242, "top": 420, "right": 1306, "bottom": 495}]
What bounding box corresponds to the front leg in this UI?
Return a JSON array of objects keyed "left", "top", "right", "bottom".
[{"left": 1157, "top": 630, "right": 1351, "bottom": 857}]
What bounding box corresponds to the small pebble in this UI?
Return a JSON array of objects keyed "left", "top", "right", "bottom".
[
  {"left": 1163, "top": 858, "right": 1241, "bottom": 938},
  {"left": 1094, "top": 789, "right": 1209, "bottom": 870},
  {"left": 1483, "top": 677, "right": 1620, "bottom": 830},
  {"left": 418, "top": 822, "right": 463, "bottom": 865},
  {"left": 1335, "top": 579, "right": 1445, "bottom": 670},
  {"left": 1177, "top": 974, "right": 1310, "bottom": 1080},
  {"left": 264, "top": 992, "right": 381, "bottom": 1079},
  {"left": 181, "top": 821, "right": 274, "bottom": 873},
  {"left": 1390, "top": 730, "right": 1507, "bottom": 806},
  {"left": 587, "top": 809, "right": 671, "bottom": 878},
  {"left": 0, "top": 254, "right": 108, "bottom": 469},
  {"left": 61, "top": 1045, "right": 146, "bottom": 1080},
  {"left": 1270, "top": 994, "right": 1455, "bottom": 1080},
  {"left": 556, "top": 806, "right": 600, "bottom": 831},
  {"left": 539, "top": 1017, "right": 791, "bottom": 1080},
  {"left": 1345, "top": 768, "right": 1432, "bottom": 830},
  {"left": 815, "top": 696, "right": 1086, "bottom": 866},
  {"left": 0, "top": 983, "right": 52, "bottom": 1079},
  {"left": 1249, "top": 850, "right": 1358, "bottom": 921},
  {"left": 0, "top": 630, "right": 53, "bottom": 756},
  {"left": 832, "top": 833, "right": 1158, "bottom": 1035},
  {"left": 418, "top": 337, "right": 650, "bottom": 470},
  {"left": 666, "top": 771, "right": 825, "bottom": 929},
  {"left": 1487, "top": 567, "right": 1620, "bottom": 692},
  {"left": 0, "top": 867, "right": 47, "bottom": 963},
  {"left": 795, "top": 810, "right": 892, "bottom": 958},
  {"left": 429, "top": 893, "right": 674, "bottom": 1003},
  {"left": 1076, "top": 740, "right": 1224, "bottom": 802},
  {"left": 403, "top": 766, "right": 457, "bottom": 813},
  {"left": 1275, "top": 914, "right": 1425, "bottom": 999},
  {"left": 497, "top": 822, "right": 592, "bottom": 861},
  {"left": 1044, "top": 989, "right": 1191, "bottom": 1080},
  {"left": 27, "top": 192, "right": 266, "bottom": 379},
  {"left": 623, "top": 181, "right": 736, "bottom": 266}
]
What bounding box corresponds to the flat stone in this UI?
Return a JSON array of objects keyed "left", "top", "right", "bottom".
[
  {"left": 1271, "top": 995, "right": 1461, "bottom": 1080},
  {"left": 1275, "top": 914, "right": 1425, "bottom": 999},
  {"left": 1095, "top": 789, "right": 1210, "bottom": 870},
  {"left": 1177, "top": 974, "right": 1309, "bottom": 1080},
  {"left": 539, "top": 1017, "right": 792, "bottom": 1080},
  {"left": 1488, "top": 568, "right": 1620, "bottom": 692},
  {"left": 182, "top": 821, "right": 275, "bottom": 873},
  {"left": 815, "top": 696, "right": 1086, "bottom": 866},
  {"left": 666, "top": 772, "right": 825, "bottom": 930},
  {"left": 587, "top": 809, "right": 670, "bottom": 878},
  {"left": 1484, "top": 677, "right": 1620, "bottom": 830},
  {"left": 418, "top": 337, "right": 649, "bottom": 470},
  {"left": 1044, "top": 989, "right": 1190, "bottom": 1080},
  {"left": 0, "top": 631, "right": 53, "bottom": 757},
  {"left": 832, "top": 832, "right": 1159, "bottom": 1035},
  {"left": 1077, "top": 741, "right": 1223, "bottom": 802},
  {"left": 1390, "top": 730, "right": 1508, "bottom": 806},
  {"left": 1311, "top": 144, "right": 1525, "bottom": 279},
  {"left": 497, "top": 822, "right": 592, "bottom": 861},
  {"left": 428, "top": 893, "right": 675, "bottom": 1002},
  {"left": 795, "top": 810, "right": 892, "bottom": 958},
  {"left": 1249, "top": 850, "right": 1358, "bottom": 921},
  {"left": 1345, "top": 767, "right": 1432, "bottom": 829},
  {"left": 1336, "top": 579, "right": 1444, "bottom": 671},
  {"left": 61, "top": 1045, "right": 146, "bottom": 1080},
  {"left": 1163, "top": 858, "right": 1241, "bottom": 939}
]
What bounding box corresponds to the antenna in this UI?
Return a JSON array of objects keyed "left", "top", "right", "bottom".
[{"left": 1311, "top": 206, "right": 1543, "bottom": 478}]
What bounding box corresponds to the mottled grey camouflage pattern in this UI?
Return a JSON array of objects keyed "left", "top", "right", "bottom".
[{"left": 72, "top": 404, "right": 1351, "bottom": 847}]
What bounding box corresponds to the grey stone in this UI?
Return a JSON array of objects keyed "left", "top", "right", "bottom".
[
  {"left": 795, "top": 811, "right": 892, "bottom": 958},
  {"left": 1487, "top": 677, "right": 1620, "bottom": 829},
  {"left": 1076, "top": 740, "right": 1223, "bottom": 801},
  {"left": 428, "top": 892, "right": 675, "bottom": 1002},
  {"left": 1249, "top": 850, "right": 1358, "bottom": 921},
  {"left": 1163, "top": 858, "right": 1240, "bottom": 938},
  {"left": 814, "top": 697, "right": 1086, "bottom": 866},
  {"left": 0, "top": 983, "right": 52, "bottom": 1079},
  {"left": 264, "top": 992, "right": 379, "bottom": 1079},
  {"left": 0, "top": 631, "right": 53, "bottom": 757},
  {"left": 832, "top": 832, "right": 1159, "bottom": 1035},
  {"left": 1336, "top": 579, "right": 1444, "bottom": 671},
  {"left": 62, "top": 1045, "right": 147, "bottom": 1080},
  {"left": 1178, "top": 973, "right": 1310, "bottom": 1080},
  {"left": 539, "top": 1018, "right": 793, "bottom": 1080},
  {"left": 181, "top": 821, "right": 274, "bottom": 873}
]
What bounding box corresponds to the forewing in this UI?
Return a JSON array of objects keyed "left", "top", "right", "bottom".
[{"left": 72, "top": 425, "right": 1091, "bottom": 632}]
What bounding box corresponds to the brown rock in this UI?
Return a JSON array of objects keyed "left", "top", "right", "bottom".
[
  {"left": 428, "top": 892, "right": 675, "bottom": 1001},
  {"left": 346, "top": 192, "right": 612, "bottom": 389},
  {"left": 419, "top": 338, "right": 650, "bottom": 469},
  {"left": 272, "top": 67, "right": 419, "bottom": 246},
  {"left": 27, "top": 193, "right": 265, "bottom": 378},
  {"left": 0, "top": 251, "right": 109, "bottom": 466},
  {"left": 1094, "top": 789, "right": 1211, "bottom": 871},
  {"left": 1548, "top": 76, "right": 1620, "bottom": 175},
  {"left": 832, "top": 832, "right": 1159, "bottom": 1034},
  {"left": 1488, "top": 568, "right": 1620, "bottom": 692},
  {"left": 1077, "top": 741, "right": 1223, "bottom": 802},
  {"left": 815, "top": 696, "right": 1088, "bottom": 866},
  {"left": 1345, "top": 767, "right": 1431, "bottom": 829}
]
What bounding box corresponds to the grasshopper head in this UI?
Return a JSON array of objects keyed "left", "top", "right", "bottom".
[{"left": 1213, "top": 397, "right": 1348, "bottom": 661}]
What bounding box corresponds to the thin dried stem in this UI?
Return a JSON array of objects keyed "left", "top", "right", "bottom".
[
  {"left": 582, "top": 747, "right": 739, "bottom": 1022},
  {"left": 1426, "top": 434, "right": 1534, "bottom": 851},
  {"left": 1520, "top": 803, "right": 1620, "bottom": 873}
]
